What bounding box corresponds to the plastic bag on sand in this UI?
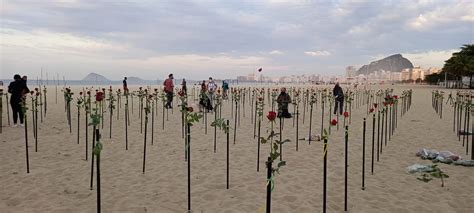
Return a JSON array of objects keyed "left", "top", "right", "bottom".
[
  {"left": 416, "top": 149, "right": 438, "bottom": 160},
  {"left": 453, "top": 160, "right": 474, "bottom": 167},
  {"left": 432, "top": 156, "right": 454, "bottom": 164},
  {"left": 407, "top": 164, "right": 434, "bottom": 173},
  {"left": 438, "top": 151, "right": 460, "bottom": 161}
]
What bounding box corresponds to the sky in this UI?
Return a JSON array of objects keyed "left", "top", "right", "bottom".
[{"left": 1, "top": 0, "right": 473, "bottom": 80}]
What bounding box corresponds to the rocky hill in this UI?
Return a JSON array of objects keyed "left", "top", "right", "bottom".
[
  {"left": 357, "top": 54, "right": 414, "bottom": 75},
  {"left": 82, "top": 73, "right": 110, "bottom": 82}
]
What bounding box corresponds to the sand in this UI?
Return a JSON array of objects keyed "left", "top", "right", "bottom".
[{"left": 1, "top": 84, "right": 473, "bottom": 213}]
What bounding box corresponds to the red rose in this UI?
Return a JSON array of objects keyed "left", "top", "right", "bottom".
[
  {"left": 373, "top": 103, "right": 378, "bottom": 108},
  {"left": 393, "top": 95, "right": 398, "bottom": 99},
  {"left": 187, "top": 107, "right": 194, "bottom": 112},
  {"left": 79, "top": 92, "right": 83, "bottom": 95},
  {"left": 178, "top": 90, "right": 185, "bottom": 97},
  {"left": 30, "top": 91, "right": 34, "bottom": 95},
  {"left": 258, "top": 97, "right": 263, "bottom": 101},
  {"left": 343, "top": 111, "right": 349, "bottom": 118},
  {"left": 383, "top": 102, "right": 388, "bottom": 107},
  {"left": 35, "top": 88, "right": 38, "bottom": 92},
  {"left": 96, "top": 92, "right": 104, "bottom": 102},
  {"left": 369, "top": 108, "right": 375, "bottom": 113},
  {"left": 331, "top": 119, "right": 338, "bottom": 126},
  {"left": 36, "top": 92, "right": 40, "bottom": 96},
  {"left": 87, "top": 91, "right": 91, "bottom": 95},
  {"left": 267, "top": 111, "right": 277, "bottom": 121}
]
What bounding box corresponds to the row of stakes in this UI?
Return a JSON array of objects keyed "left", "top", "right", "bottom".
[
  {"left": 2, "top": 84, "right": 414, "bottom": 212},
  {"left": 432, "top": 90, "right": 473, "bottom": 160}
]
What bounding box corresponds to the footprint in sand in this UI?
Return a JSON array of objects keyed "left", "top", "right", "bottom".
[
  {"left": 201, "top": 193, "right": 217, "bottom": 201},
  {"left": 6, "top": 198, "right": 21, "bottom": 207},
  {"left": 282, "top": 195, "right": 297, "bottom": 203}
]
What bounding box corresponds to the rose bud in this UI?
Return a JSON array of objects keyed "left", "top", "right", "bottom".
[
  {"left": 35, "top": 88, "right": 38, "bottom": 91},
  {"left": 258, "top": 97, "right": 263, "bottom": 102},
  {"left": 331, "top": 119, "right": 338, "bottom": 126},
  {"left": 373, "top": 103, "right": 378, "bottom": 108},
  {"left": 187, "top": 107, "right": 194, "bottom": 112},
  {"left": 343, "top": 111, "right": 349, "bottom": 118},
  {"left": 87, "top": 91, "right": 91, "bottom": 95},
  {"left": 79, "top": 92, "right": 83, "bottom": 95},
  {"left": 96, "top": 92, "right": 104, "bottom": 102},
  {"left": 266, "top": 111, "right": 277, "bottom": 121},
  {"left": 30, "top": 91, "right": 35, "bottom": 95},
  {"left": 369, "top": 108, "right": 375, "bottom": 113}
]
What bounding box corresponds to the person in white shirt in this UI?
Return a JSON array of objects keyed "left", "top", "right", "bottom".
[{"left": 207, "top": 77, "right": 217, "bottom": 110}]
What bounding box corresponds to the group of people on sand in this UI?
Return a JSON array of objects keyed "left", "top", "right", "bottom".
[
  {"left": 5, "top": 74, "right": 344, "bottom": 129},
  {"left": 121, "top": 74, "right": 346, "bottom": 118},
  {"left": 272, "top": 82, "right": 345, "bottom": 119},
  {"left": 7, "top": 74, "right": 30, "bottom": 127}
]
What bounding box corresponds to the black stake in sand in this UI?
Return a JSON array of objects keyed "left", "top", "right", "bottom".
[
  {"left": 344, "top": 125, "right": 349, "bottom": 211},
  {"left": 362, "top": 118, "right": 366, "bottom": 189},
  {"left": 266, "top": 157, "right": 272, "bottom": 213}
]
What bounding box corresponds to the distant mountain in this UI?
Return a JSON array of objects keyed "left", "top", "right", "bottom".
[
  {"left": 357, "top": 54, "right": 414, "bottom": 75},
  {"left": 127, "top": 76, "right": 144, "bottom": 82},
  {"left": 82, "top": 73, "right": 110, "bottom": 82}
]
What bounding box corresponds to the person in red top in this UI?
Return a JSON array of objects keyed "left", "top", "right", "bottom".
[{"left": 163, "top": 74, "right": 174, "bottom": 109}]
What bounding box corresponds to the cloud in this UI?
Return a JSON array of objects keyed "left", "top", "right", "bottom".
[
  {"left": 0, "top": 0, "right": 471, "bottom": 79},
  {"left": 304, "top": 51, "right": 331, "bottom": 56},
  {"left": 402, "top": 49, "right": 459, "bottom": 68},
  {"left": 269, "top": 50, "right": 283, "bottom": 55}
]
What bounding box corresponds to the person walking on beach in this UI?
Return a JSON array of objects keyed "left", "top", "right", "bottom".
[
  {"left": 332, "top": 82, "right": 344, "bottom": 115},
  {"left": 222, "top": 80, "right": 229, "bottom": 99},
  {"left": 181, "top": 78, "right": 187, "bottom": 95},
  {"left": 8, "top": 74, "right": 30, "bottom": 127},
  {"left": 277, "top": 87, "right": 292, "bottom": 118},
  {"left": 207, "top": 77, "right": 217, "bottom": 109},
  {"left": 123, "top": 77, "right": 128, "bottom": 92},
  {"left": 333, "top": 82, "right": 344, "bottom": 115},
  {"left": 163, "top": 74, "right": 174, "bottom": 109}
]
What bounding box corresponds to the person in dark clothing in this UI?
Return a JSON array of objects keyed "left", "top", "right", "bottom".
[
  {"left": 123, "top": 77, "right": 128, "bottom": 92},
  {"left": 277, "top": 87, "right": 292, "bottom": 118},
  {"left": 222, "top": 81, "right": 229, "bottom": 99},
  {"left": 181, "top": 78, "right": 187, "bottom": 95},
  {"left": 333, "top": 82, "right": 344, "bottom": 115},
  {"left": 199, "top": 80, "right": 212, "bottom": 112},
  {"left": 8, "top": 74, "right": 30, "bottom": 127}
]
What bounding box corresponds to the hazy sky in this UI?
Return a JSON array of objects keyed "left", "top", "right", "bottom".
[{"left": 1, "top": 0, "right": 473, "bottom": 80}]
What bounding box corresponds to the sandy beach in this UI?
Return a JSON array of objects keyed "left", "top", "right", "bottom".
[{"left": 1, "top": 84, "right": 473, "bottom": 213}]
